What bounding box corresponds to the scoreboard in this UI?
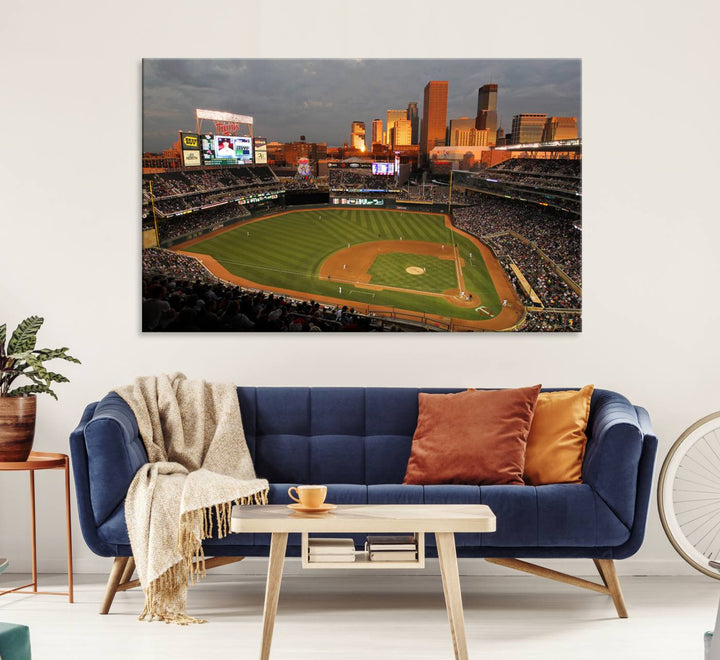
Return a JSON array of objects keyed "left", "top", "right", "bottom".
[
  {"left": 332, "top": 198, "right": 385, "bottom": 206},
  {"left": 372, "top": 162, "right": 395, "bottom": 176}
]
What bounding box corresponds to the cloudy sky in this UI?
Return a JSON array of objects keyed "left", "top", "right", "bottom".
[{"left": 143, "top": 59, "right": 581, "bottom": 152}]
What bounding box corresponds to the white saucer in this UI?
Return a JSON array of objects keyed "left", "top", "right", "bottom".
[{"left": 287, "top": 503, "right": 337, "bottom": 513}]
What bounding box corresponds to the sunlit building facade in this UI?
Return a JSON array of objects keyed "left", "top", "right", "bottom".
[
  {"left": 391, "top": 119, "right": 412, "bottom": 147},
  {"left": 420, "top": 80, "right": 448, "bottom": 165},
  {"left": 541, "top": 116, "right": 579, "bottom": 141},
  {"left": 386, "top": 110, "right": 406, "bottom": 146},
  {"left": 371, "top": 119, "right": 383, "bottom": 145},
  {"left": 350, "top": 121, "right": 366, "bottom": 151},
  {"left": 511, "top": 113, "right": 547, "bottom": 144}
]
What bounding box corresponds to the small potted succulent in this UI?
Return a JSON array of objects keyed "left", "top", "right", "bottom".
[{"left": 0, "top": 316, "right": 80, "bottom": 461}]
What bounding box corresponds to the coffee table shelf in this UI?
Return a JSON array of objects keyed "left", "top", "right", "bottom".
[{"left": 301, "top": 531, "right": 425, "bottom": 569}]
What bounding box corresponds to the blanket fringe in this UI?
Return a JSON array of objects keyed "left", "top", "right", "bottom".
[{"left": 140, "top": 488, "right": 269, "bottom": 624}]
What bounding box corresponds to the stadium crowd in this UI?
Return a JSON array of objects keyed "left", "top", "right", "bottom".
[
  {"left": 142, "top": 204, "right": 252, "bottom": 241},
  {"left": 453, "top": 196, "right": 581, "bottom": 285},
  {"left": 516, "top": 311, "right": 581, "bottom": 332},
  {"left": 479, "top": 171, "right": 581, "bottom": 195},
  {"left": 490, "top": 158, "right": 580, "bottom": 178},
  {"left": 280, "top": 177, "right": 324, "bottom": 190},
  {"left": 329, "top": 170, "right": 398, "bottom": 192},
  {"left": 142, "top": 248, "right": 400, "bottom": 332},
  {"left": 143, "top": 168, "right": 280, "bottom": 213},
  {"left": 490, "top": 234, "right": 581, "bottom": 309}
]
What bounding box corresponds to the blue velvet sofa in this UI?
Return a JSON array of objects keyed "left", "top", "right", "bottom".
[{"left": 69, "top": 387, "right": 657, "bottom": 617}]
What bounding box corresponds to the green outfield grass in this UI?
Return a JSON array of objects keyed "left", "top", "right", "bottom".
[{"left": 183, "top": 208, "right": 502, "bottom": 320}]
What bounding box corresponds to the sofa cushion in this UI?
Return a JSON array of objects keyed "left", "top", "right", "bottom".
[
  {"left": 523, "top": 385, "right": 594, "bottom": 485},
  {"left": 96, "top": 482, "right": 630, "bottom": 551},
  {"left": 403, "top": 386, "right": 542, "bottom": 485}
]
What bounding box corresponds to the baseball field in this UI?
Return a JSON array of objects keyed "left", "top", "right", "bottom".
[{"left": 173, "top": 208, "right": 523, "bottom": 330}]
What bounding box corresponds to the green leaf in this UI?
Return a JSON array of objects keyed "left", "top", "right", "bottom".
[
  {"left": 46, "top": 372, "right": 70, "bottom": 384},
  {"left": 8, "top": 384, "right": 49, "bottom": 396},
  {"left": 24, "top": 354, "right": 48, "bottom": 381},
  {"left": 7, "top": 317, "right": 44, "bottom": 354},
  {"left": 34, "top": 348, "right": 81, "bottom": 364},
  {"left": 0, "top": 324, "right": 6, "bottom": 356}
]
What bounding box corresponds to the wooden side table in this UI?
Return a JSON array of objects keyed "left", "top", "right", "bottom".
[{"left": 0, "top": 451, "right": 73, "bottom": 602}]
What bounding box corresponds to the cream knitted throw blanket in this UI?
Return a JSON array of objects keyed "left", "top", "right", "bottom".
[{"left": 114, "top": 373, "right": 269, "bottom": 624}]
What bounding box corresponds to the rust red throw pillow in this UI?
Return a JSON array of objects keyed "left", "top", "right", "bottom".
[{"left": 403, "top": 385, "right": 542, "bottom": 486}]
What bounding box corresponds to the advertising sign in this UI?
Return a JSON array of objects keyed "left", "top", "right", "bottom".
[
  {"left": 180, "top": 132, "right": 200, "bottom": 150},
  {"left": 254, "top": 138, "right": 268, "bottom": 164},
  {"left": 182, "top": 150, "right": 201, "bottom": 167}
]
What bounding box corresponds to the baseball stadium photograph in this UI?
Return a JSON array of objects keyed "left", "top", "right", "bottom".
[{"left": 142, "top": 59, "right": 581, "bottom": 333}]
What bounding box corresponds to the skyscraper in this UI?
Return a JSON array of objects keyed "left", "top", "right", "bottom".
[
  {"left": 420, "top": 81, "right": 448, "bottom": 165},
  {"left": 386, "top": 110, "right": 406, "bottom": 146},
  {"left": 350, "top": 121, "right": 366, "bottom": 151},
  {"left": 448, "top": 117, "right": 476, "bottom": 146},
  {"left": 406, "top": 102, "right": 419, "bottom": 144},
  {"left": 475, "top": 84, "right": 498, "bottom": 145},
  {"left": 541, "top": 117, "right": 578, "bottom": 141},
  {"left": 391, "top": 119, "right": 412, "bottom": 148},
  {"left": 371, "top": 119, "right": 383, "bottom": 145},
  {"left": 511, "top": 114, "right": 547, "bottom": 144}
]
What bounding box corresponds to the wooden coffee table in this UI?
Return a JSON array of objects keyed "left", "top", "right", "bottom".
[{"left": 231, "top": 503, "right": 495, "bottom": 660}]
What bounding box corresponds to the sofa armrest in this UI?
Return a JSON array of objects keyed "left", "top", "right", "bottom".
[
  {"left": 69, "top": 402, "right": 115, "bottom": 556},
  {"left": 583, "top": 390, "right": 645, "bottom": 529},
  {"left": 82, "top": 392, "right": 148, "bottom": 528}
]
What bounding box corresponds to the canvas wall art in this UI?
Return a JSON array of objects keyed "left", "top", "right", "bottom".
[{"left": 142, "top": 59, "right": 581, "bottom": 333}]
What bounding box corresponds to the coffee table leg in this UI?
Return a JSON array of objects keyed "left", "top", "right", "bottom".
[
  {"left": 260, "top": 532, "right": 288, "bottom": 660},
  {"left": 436, "top": 532, "right": 468, "bottom": 660}
]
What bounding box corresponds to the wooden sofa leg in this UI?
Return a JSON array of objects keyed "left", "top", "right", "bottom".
[
  {"left": 594, "top": 559, "right": 628, "bottom": 618},
  {"left": 120, "top": 557, "right": 136, "bottom": 585},
  {"left": 100, "top": 557, "right": 129, "bottom": 615},
  {"left": 486, "top": 557, "right": 629, "bottom": 618}
]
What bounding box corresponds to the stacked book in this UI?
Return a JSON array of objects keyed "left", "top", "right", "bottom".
[
  {"left": 365, "top": 535, "right": 418, "bottom": 562},
  {"left": 307, "top": 538, "right": 356, "bottom": 563}
]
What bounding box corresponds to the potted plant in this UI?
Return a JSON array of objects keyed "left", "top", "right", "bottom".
[{"left": 0, "top": 316, "right": 80, "bottom": 462}]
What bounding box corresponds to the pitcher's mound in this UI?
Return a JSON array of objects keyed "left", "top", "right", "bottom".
[{"left": 406, "top": 266, "right": 424, "bottom": 275}]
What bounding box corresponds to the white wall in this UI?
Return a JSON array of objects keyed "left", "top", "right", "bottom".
[{"left": 1, "top": 0, "right": 719, "bottom": 577}]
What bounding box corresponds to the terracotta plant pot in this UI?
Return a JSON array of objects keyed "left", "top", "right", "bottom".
[{"left": 0, "top": 395, "right": 36, "bottom": 462}]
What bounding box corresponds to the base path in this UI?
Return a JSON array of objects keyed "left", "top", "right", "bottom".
[{"left": 319, "top": 239, "right": 474, "bottom": 306}]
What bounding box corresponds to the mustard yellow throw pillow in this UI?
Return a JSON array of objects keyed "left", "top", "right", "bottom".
[{"left": 523, "top": 385, "right": 594, "bottom": 485}]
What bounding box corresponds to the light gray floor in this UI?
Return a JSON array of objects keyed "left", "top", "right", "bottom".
[{"left": 0, "top": 572, "right": 716, "bottom": 659}]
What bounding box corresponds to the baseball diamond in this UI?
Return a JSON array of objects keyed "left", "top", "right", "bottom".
[{"left": 173, "top": 208, "right": 524, "bottom": 330}]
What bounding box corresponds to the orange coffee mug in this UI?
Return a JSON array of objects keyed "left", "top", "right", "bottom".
[{"left": 288, "top": 485, "right": 327, "bottom": 508}]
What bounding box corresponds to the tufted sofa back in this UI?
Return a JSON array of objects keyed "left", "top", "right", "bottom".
[{"left": 238, "top": 387, "right": 464, "bottom": 485}]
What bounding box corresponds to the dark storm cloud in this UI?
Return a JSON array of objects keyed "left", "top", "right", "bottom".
[{"left": 143, "top": 59, "right": 581, "bottom": 151}]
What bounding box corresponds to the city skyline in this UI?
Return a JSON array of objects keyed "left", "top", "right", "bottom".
[{"left": 143, "top": 59, "right": 581, "bottom": 152}]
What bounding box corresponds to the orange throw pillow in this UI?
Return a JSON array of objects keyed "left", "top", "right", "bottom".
[
  {"left": 523, "top": 385, "right": 595, "bottom": 486},
  {"left": 403, "top": 385, "right": 542, "bottom": 486}
]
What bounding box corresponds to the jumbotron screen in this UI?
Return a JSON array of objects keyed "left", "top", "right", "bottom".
[
  {"left": 372, "top": 162, "right": 395, "bottom": 176},
  {"left": 201, "top": 134, "right": 253, "bottom": 165}
]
